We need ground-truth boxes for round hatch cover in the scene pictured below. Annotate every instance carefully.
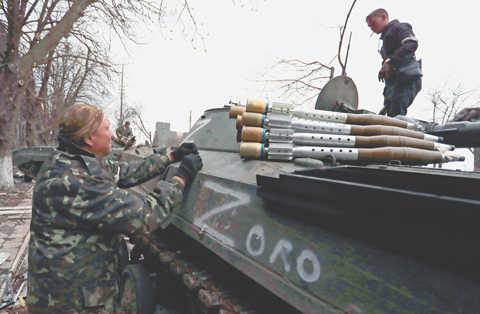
[315,76,358,111]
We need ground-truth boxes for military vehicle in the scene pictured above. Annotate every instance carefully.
[118,76,480,313]
[12,141,129,181]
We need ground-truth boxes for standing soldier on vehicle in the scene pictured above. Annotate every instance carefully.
[366,8,422,117]
[27,104,203,313]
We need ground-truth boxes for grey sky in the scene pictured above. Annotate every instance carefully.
[116,0,480,169]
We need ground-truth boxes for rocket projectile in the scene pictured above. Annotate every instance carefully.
[240,142,465,165]
[240,126,454,152]
[235,100,420,130]
[229,105,246,119]
[237,113,442,143]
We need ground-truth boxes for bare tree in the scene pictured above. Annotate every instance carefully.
[130,103,153,145]
[337,0,356,76]
[0,0,200,189]
[427,81,480,169]
[257,0,357,105]
[427,82,480,125]
[256,57,335,104]
[32,40,116,145]
[1,0,94,189]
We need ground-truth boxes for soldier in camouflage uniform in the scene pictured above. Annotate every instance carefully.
[27,104,203,313]
[114,121,135,147]
[366,8,422,117]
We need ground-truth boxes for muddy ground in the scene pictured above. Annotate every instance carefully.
[0,182,33,314]
[0,182,34,208]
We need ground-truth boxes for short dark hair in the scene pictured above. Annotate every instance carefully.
[366,8,389,21]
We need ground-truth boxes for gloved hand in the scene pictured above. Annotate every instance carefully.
[169,142,198,162]
[175,154,203,184]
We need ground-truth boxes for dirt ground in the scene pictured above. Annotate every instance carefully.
[0,182,34,208]
[0,182,33,314]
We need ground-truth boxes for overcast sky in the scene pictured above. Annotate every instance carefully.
[114,0,480,170]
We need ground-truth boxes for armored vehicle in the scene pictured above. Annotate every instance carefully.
[12,143,126,181]
[119,77,480,313]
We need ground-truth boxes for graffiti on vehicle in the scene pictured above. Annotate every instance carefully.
[247,224,321,283]
[194,179,251,247]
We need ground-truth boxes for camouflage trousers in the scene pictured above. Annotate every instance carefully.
[26,284,136,314]
[83,283,137,314]
[113,137,136,150]
[113,137,130,146]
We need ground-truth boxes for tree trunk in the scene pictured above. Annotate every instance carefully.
[0,143,14,189]
[14,0,95,73]
[0,0,94,189]
[0,67,22,189]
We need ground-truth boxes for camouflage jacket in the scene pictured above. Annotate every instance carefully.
[115,125,133,139]
[27,136,183,313]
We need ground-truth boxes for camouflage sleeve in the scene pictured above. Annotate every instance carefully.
[103,153,172,188]
[69,173,184,236]
[115,127,122,138]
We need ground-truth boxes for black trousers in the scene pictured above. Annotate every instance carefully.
[383,76,422,117]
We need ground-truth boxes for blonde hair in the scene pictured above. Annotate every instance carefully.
[59,104,105,146]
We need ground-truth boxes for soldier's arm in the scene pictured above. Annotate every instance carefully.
[391,23,418,62]
[69,174,184,235]
[104,153,172,188]
[115,127,123,138]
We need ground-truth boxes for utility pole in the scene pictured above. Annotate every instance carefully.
[120,63,124,123]
[189,111,192,130]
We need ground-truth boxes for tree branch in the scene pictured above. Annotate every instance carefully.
[337,0,356,76]
[13,0,94,74]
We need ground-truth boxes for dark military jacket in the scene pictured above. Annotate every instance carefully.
[27,136,183,313]
[380,19,418,64]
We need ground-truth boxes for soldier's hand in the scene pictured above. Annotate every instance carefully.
[169,142,198,162]
[378,62,391,82]
[175,154,203,184]
[378,72,384,82]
